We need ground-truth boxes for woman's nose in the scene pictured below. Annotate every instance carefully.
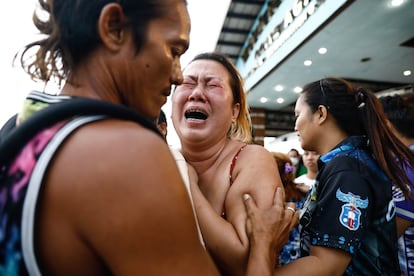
[188,85,206,102]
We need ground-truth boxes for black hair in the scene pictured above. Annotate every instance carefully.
[16,0,186,85]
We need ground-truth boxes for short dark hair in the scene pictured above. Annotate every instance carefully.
[18,0,186,85]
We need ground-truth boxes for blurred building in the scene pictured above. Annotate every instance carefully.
[214,0,414,146]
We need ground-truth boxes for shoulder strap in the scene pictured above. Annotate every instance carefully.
[21,115,105,276]
[229,144,247,184]
[0,114,18,144]
[0,98,161,166]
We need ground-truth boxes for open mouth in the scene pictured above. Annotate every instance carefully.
[185,109,208,120]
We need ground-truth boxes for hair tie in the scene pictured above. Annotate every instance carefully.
[284,162,295,174]
[355,88,366,108]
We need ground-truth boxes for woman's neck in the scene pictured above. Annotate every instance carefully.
[180,139,230,175]
[306,170,317,180]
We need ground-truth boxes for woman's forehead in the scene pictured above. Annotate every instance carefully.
[183,60,230,81]
[185,59,229,75]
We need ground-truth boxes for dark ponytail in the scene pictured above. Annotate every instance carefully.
[303,77,414,198]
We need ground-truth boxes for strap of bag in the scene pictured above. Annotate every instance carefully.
[0,98,161,165]
[21,115,106,276]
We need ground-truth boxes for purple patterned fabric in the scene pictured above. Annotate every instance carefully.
[393,144,414,276]
[0,123,63,275]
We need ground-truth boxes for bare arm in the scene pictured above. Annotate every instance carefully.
[244,188,296,276]
[243,186,352,276]
[274,246,351,276]
[191,144,282,275]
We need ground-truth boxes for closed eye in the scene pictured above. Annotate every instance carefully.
[207,84,219,88]
[182,77,197,86]
[206,81,222,88]
[182,81,196,86]
[182,83,196,88]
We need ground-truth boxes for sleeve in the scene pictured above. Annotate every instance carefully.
[393,167,414,222]
[306,157,373,254]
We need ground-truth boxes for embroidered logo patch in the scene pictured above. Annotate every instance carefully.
[336,188,368,231]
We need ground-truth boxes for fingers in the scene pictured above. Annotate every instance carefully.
[284,202,296,216]
[244,187,284,211]
[285,206,296,214]
[243,193,259,226]
[243,193,251,202]
[243,191,298,253]
[284,202,300,229]
[273,187,284,206]
[243,193,257,213]
[291,211,300,228]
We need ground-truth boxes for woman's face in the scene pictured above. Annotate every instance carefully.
[171,59,240,145]
[294,94,319,151]
[302,151,320,172]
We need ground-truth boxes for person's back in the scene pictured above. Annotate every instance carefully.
[26,117,209,274]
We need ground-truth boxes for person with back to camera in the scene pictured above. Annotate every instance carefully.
[380,94,414,275]
[294,150,320,193]
[242,77,414,275]
[171,52,296,275]
[0,0,296,274]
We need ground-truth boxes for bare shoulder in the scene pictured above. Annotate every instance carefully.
[53,119,177,187]
[227,142,280,204]
[38,119,210,274]
[244,143,273,155]
[49,118,189,217]
[235,143,276,167]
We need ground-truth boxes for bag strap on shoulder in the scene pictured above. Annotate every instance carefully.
[0,98,161,165]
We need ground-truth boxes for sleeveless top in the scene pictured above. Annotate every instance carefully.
[0,115,108,275]
[0,91,164,275]
[0,90,208,274]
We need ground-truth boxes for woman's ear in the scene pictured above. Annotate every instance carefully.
[317,105,328,124]
[97,3,126,52]
[231,103,241,123]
